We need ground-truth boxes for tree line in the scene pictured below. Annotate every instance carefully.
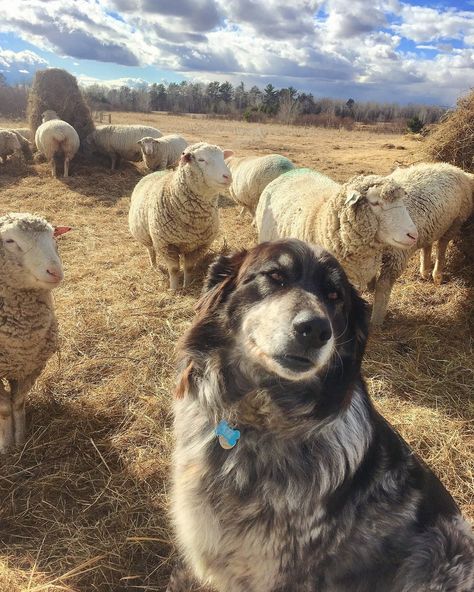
[0,73,446,130]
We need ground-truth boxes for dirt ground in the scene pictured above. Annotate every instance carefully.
[0,112,472,591]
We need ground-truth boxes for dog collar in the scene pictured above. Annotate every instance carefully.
[215,420,240,450]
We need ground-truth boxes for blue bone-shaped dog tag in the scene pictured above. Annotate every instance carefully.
[215,420,240,449]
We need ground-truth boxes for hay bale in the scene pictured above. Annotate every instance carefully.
[27,68,95,142]
[425,89,474,172]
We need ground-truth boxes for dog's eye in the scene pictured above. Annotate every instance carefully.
[266,270,286,286]
[327,291,340,301]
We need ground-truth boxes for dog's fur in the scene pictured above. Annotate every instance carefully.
[168,239,474,592]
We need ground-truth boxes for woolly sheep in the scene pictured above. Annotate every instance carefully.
[35,110,80,177]
[0,130,21,163]
[256,168,418,290]
[371,162,474,325]
[138,134,188,171]
[226,153,295,218]
[0,213,71,452]
[129,142,233,290]
[7,129,33,161]
[11,128,33,142]
[84,125,162,170]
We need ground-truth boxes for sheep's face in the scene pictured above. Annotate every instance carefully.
[346,183,418,248]
[138,137,159,157]
[366,185,418,248]
[0,220,69,290]
[41,110,59,123]
[181,144,233,191]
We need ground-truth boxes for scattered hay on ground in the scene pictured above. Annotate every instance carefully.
[0,113,471,591]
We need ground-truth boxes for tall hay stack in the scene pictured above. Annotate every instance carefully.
[425,89,474,172]
[27,68,95,142]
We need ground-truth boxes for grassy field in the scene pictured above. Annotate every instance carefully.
[0,112,472,591]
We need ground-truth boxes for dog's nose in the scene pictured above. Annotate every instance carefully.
[293,311,332,348]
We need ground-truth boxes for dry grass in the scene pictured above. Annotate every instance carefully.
[0,113,472,591]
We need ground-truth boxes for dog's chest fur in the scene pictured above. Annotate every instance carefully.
[171,389,374,591]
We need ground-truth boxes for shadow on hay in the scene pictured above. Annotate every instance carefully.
[62,158,144,204]
[0,160,39,189]
[0,394,174,591]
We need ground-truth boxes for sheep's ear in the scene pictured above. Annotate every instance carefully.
[345,191,361,206]
[54,226,72,237]
[223,150,234,159]
[180,152,192,164]
[137,139,143,146]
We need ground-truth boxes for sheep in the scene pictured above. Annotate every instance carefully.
[138,134,188,171]
[11,128,32,141]
[256,168,418,290]
[0,213,71,453]
[371,162,474,326]
[83,125,162,170]
[7,129,33,161]
[0,130,22,163]
[35,110,80,177]
[226,153,295,218]
[129,142,233,290]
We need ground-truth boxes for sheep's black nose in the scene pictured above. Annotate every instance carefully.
[293,311,332,348]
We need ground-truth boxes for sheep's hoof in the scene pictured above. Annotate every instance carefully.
[420,269,432,280]
[432,273,443,286]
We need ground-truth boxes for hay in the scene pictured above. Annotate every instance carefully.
[0,112,471,591]
[27,69,95,142]
[424,89,474,171]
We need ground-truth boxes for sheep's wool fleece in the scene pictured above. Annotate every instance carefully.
[129,164,219,256]
[257,169,382,288]
[226,154,295,212]
[35,119,80,160]
[89,125,162,161]
[0,215,58,380]
[0,130,21,158]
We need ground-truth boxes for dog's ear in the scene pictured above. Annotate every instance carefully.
[350,285,369,361]
[196,250,247,316]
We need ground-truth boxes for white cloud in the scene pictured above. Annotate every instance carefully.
[0,0,473,104]
[77,74,150,88]
[0,47,48,82]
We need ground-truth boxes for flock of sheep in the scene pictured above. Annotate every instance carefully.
[0,112,473,455]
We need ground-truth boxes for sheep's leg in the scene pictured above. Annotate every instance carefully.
[183,247,207,288]
[64,156,70,178]
[9,375,36,447]
[163,247,181,290]
[432,237,450,286]
[0,381,14,454]
[420,245,433,280]
[51,158,57,178]
[110,153,117,170]
[238,206,246,218]
[147,246,157,270]
[166,558,200,591]
[371,275,395,327]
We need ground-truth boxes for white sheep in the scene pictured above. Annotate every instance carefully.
[0,130,22,163]
[256,168,418,290]
[371,162,474,325]
[6,129,33,161]
[0,213,71,452]
[129,142,233,290]
[35,110,80,177]
[226,153,295,218]
[138,134,188,171]
[84,125,162,170]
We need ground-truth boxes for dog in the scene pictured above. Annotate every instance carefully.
[167,238,473,592]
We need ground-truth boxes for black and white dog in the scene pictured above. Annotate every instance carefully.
[168,239,473,592]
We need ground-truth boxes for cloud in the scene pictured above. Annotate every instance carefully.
[0,0,473,105]
[0,47,48,83]
[77,74,150,88]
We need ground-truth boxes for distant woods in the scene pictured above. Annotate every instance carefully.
[0,73,446,131]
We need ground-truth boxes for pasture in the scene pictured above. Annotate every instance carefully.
[0,112,472,591]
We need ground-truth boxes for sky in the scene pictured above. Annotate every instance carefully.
[0,0,473,106]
